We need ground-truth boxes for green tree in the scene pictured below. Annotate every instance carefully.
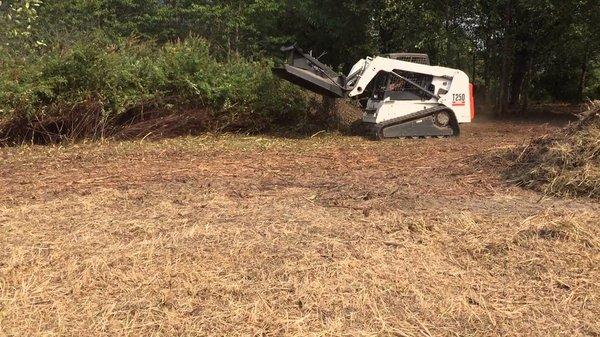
[0,0,44,51]
[9,0,600,109]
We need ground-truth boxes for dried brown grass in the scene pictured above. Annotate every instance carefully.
[0,122,598,336]
[506,101,600,198]
[1,191,598,336]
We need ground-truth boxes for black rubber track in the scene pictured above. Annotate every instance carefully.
[369,105,460,140]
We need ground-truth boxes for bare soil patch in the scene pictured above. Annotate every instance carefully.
[1,120,598,336]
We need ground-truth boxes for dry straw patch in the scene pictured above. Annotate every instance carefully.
[1,121,598,336]
[1,189,598,336]
[507,101,600,198]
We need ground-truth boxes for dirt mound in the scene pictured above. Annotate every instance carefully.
[302,94,363,134]
[506,101,600,198]
[333,99,364,128]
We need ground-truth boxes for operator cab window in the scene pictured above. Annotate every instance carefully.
[384,71,433,101]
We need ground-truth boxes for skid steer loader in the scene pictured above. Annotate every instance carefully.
[273,46,475,139]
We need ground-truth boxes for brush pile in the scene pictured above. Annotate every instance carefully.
[507,101,600,198]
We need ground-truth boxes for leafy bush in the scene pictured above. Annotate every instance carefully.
[0,37,309,144]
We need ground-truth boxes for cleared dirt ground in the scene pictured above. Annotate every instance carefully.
[1,120,598,336]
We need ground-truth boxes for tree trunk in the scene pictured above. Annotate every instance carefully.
[471,48,476,85]
[445,3,451,63]
[483,40,492,103]
[235,2,242,57]
[520,58,534,114]
[227,31,231,61]
[483,56,489,102]
[509,48,529,108]
[496,0,513,117]
[578,46,590,101]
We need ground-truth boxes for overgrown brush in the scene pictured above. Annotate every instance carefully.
[506,101,600,198]
[0,37,309,144]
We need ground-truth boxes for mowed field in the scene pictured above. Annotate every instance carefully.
[0,120,598,336]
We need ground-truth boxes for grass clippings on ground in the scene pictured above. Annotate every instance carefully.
[506,101,600,198]
[1,121,598,336]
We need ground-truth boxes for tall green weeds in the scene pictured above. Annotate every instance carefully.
[0,37,309,144]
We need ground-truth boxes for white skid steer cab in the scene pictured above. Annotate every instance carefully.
[273,46,475,139]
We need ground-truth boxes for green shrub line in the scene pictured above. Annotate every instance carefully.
[0,37,310,144]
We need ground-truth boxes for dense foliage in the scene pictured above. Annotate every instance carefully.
[1,0,599,143]
[0,36,308,143]
[19,0,599,106]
